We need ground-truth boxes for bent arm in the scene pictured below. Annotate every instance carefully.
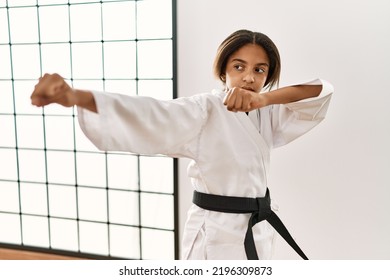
[269,79,334,148]
[223,80,323,112]
[262,84,322,107]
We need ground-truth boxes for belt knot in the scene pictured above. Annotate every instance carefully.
[256,189,271,214]
[256,196,271,213]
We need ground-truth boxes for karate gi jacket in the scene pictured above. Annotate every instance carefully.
[78,79,333,260]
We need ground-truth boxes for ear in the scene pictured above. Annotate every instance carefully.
[220,74,226,82]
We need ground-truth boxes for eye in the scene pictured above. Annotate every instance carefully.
[233,64,244,71]
[255,67,266,73]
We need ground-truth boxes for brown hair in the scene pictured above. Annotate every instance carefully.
[213,29,281,90]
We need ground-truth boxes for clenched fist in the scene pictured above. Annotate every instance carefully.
[223,87,269,112]
[31,73,76,107]
[31,73,97,112]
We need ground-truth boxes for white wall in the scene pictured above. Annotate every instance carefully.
[177,0,390,259]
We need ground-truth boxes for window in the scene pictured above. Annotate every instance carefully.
[0,0,177,260]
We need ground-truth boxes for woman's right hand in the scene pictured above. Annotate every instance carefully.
[31,73,77,108]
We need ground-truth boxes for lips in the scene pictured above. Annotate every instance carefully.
[241,86,255,92]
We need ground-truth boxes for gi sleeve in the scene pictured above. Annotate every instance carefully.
[271,79,333,148]
[77,91,208,158]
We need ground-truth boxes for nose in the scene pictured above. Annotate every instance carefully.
[243,72,255,83]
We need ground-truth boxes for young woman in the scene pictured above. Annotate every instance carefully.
[31,30,333,260]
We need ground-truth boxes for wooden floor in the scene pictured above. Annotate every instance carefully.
[0,248,84,260]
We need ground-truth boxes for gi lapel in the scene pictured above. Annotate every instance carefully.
[235,111,271,184]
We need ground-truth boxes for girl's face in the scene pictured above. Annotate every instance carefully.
[223,44,269,93]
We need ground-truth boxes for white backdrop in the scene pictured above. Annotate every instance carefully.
[177,0,390,259]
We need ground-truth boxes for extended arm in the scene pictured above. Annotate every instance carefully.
[31,73,206,157]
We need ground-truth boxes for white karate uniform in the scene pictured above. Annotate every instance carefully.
[78,79,333,260]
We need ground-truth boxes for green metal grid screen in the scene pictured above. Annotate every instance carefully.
[0,0,177,259]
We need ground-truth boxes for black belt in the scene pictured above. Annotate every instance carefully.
[192,188,308,260]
